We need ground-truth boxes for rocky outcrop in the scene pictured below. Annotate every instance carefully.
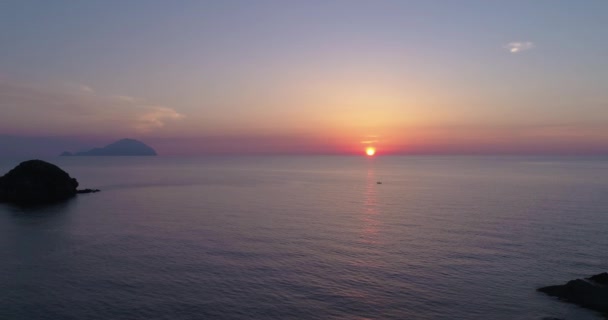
[538,272,608,315]
[61,138,157,156]
[0,160,98,205]
[77,188,100,194]
[589,273,608,285]
[0,160,78,205]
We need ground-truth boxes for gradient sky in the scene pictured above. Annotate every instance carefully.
[1,0,607,155]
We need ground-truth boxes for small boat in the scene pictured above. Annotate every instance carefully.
[376,181,382,184]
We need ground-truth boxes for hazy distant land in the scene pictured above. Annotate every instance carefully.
[61,138,157,156]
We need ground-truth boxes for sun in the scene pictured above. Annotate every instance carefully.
[366,147,376,156]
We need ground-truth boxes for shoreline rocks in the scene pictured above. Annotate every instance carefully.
[76,188,100,194]
[538,272,608,316]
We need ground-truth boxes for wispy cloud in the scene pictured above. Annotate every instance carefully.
[135,106,184,132]
[64,83,95,94]
[361,135,379,144]
[0,79,184,135]
[504,41,535,53]
[79,85,94,93]
[113,95,137,103]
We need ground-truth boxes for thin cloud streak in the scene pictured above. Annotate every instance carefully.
[79,85,94,93]
[0,79,184,136]
[135,106,184,132]
[504,41,535,53]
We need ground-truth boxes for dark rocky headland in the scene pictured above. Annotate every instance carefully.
[538,272,608,317]
[0,160,99,205]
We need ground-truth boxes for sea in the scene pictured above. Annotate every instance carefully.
[0,156,607,320]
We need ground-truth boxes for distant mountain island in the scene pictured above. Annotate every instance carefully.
[61,138,157,156]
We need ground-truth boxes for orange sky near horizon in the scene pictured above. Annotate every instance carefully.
[1,1,607,156]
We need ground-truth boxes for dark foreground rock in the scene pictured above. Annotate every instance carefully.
[0,160,98,205]
[589,273,608,285]
[538,272,608,316]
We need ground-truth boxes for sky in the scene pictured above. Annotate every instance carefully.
[0,0,607,156]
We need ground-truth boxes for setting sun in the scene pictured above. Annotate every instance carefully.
[366,147,376,156]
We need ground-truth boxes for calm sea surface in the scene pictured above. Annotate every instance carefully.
[1,156,607,320]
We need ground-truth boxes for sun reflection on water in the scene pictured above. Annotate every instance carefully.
[360,163,381,245]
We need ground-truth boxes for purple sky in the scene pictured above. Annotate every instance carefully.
[1,1,607,156]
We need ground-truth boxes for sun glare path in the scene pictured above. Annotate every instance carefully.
[366,147,376,156]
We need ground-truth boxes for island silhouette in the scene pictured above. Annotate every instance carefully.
[61,138,157,156]
[0,160,99,205]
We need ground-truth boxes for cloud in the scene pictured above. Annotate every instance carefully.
[79,85,94,93]
[361,134,379,144]
[504,41,534,53]
[135,106,184,132]
[113,95,137,103]
[64,82,96,94]
[0,79,184,136]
